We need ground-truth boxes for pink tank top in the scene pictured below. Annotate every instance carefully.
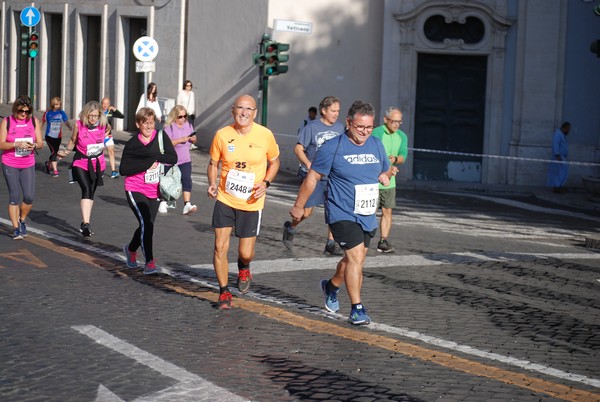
[1,116,36,168]
[72,120,107,171]
[124,131,160,199]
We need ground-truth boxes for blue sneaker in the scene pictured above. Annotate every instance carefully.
[19,220,27,237]
[12,227,23,240]
[143,260,158,275]
[123,244,138,269]
[320,279,340,313]
[348,304,371,325]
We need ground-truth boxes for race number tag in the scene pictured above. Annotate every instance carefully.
[14,138,32,157]
[225,169,255,199]
[49,121,62,137]
[145,164,160,184]
[86,143,104,157]
[354,183,379,215]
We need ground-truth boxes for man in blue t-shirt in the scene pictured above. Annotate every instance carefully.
[283,96,345,256]
[290,101,391,326]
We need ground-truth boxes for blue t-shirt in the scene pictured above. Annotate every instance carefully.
[297,119,345,172]
[311,133,390,232]
[43,110,69,138]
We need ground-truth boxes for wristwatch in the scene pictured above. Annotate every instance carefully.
[263,180,271,188]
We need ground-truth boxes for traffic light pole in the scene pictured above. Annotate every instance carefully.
[261,76,269,126]
[29,54,35,108]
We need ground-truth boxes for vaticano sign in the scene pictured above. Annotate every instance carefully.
[273,19,312,34]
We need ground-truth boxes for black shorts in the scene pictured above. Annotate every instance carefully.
[212,200,262,238]
[330,220,376,250]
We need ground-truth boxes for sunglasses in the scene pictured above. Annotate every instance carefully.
[177,114,187,119]
[17,108,30,114]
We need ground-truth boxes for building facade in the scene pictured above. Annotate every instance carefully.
[1,0,599,186]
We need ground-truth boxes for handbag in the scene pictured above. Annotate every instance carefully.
[158,131,182,201]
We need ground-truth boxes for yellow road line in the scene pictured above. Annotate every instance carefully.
[165,284,600,402]
[22,235,600,402]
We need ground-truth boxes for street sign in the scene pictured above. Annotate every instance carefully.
[20,6,41,27]
[135,61,155,73]
[274,19,312,34]
[133,36,159,62]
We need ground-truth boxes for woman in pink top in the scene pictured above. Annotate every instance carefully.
[58,101,109,237]
[0,96,43,239]
[119,108,177,275]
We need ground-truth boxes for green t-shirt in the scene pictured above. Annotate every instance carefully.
[371,125,408,189]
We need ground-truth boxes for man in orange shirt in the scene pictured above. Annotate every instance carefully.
[207,94,280,309]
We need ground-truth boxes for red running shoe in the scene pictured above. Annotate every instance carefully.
[237,269,252,293]
[218,291,233,309]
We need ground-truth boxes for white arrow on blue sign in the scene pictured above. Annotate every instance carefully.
[133,36,159,62]
[20,6,41,27]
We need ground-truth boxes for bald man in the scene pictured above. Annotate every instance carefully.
[207,95,280,309]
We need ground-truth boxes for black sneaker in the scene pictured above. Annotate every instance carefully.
[44,161,51,174]
[80,222,93,237]
[377,239,395,253]
[323,242,344,256]
[282,221,295,249]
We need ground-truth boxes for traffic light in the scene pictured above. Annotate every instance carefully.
[20,32,29,56]
[28,31,39,58]
[263,41,289,77]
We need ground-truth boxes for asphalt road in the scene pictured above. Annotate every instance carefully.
[1,134,599,401]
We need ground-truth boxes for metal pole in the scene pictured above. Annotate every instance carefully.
[261,76,268,126]
[30,53,35,109]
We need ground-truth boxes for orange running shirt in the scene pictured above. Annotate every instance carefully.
[209,123,280,211]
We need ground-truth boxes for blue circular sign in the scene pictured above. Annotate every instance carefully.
[20,7,41,27]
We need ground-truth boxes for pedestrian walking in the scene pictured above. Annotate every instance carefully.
[136,82,163,129]
[282,96,345,255]
[290,101,390,325]
[176,80,196,128]
[371,106,408,253]
[547,121,571,193]
[100,97,125,179]
[57,101,109,237]
[207,94,280,309]
[42,96,72,177]
[119,107,178,275]
[162,105,198,215]
[0,95,43,239]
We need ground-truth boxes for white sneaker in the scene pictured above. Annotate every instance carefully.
[158,201,168,213]
[167,200,177,209]
[183,203,197,215]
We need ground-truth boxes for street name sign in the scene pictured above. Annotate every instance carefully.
[274,19,312,34]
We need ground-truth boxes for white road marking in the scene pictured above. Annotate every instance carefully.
[73,325,247,402]
[3,219,599,391]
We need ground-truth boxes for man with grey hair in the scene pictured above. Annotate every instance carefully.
[290,100,390,325]
[371,106,408,253]
[283,96,345,255]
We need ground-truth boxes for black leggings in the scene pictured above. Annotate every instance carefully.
[126,191,160,263]
[72,166,99,199]
[45,136,61,162]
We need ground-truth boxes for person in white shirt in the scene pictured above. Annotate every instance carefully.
[176,80,196,127]
[136,82,163,129]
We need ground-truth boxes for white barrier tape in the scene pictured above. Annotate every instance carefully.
[409,148,600,167]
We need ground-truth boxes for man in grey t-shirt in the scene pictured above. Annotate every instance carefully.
[283,96,345,256]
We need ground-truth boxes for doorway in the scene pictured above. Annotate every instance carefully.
[413,53,487,182]
[125,18,147,130]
